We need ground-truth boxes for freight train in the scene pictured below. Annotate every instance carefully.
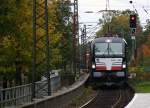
[89,36,128,86]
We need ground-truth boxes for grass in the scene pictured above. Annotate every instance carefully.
[130,80,150,93]
[128,66,150,93]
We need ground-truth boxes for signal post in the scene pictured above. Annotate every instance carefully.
[130,14,137,63]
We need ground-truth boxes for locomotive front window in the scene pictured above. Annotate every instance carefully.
[95,43,108,56]
[109,43,123,55]
[94,42,123,56]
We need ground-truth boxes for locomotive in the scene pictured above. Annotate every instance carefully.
[90,36,128,86]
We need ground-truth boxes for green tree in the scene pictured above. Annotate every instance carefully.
[0,0,32,87]
[48,0,73,71]
[0,0,73,88]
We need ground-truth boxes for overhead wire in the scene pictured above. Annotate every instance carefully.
[86,23,100,34]
[86,25,101,41]
[79,23,100,40]
[143,6,150,16]
[80,24,100,43]
[131,1,150,24]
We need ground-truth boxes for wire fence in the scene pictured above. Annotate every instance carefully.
[0,75,60,108]
[0,84,32,107]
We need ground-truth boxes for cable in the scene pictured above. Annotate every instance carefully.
[86,25,101,41]
[86,24,100,34]
[106,0,107,10]
[143,6,150,15]
[108,0,110,10]
[132,4,138,14]
[83,26,99,43]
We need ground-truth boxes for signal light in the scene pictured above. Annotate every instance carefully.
[130,15,136,28]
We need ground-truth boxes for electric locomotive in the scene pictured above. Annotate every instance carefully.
[90,36,128,86]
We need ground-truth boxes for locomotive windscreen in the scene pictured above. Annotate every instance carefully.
[94,42,123,56]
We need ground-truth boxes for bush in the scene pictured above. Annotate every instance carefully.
[129,66,150,81]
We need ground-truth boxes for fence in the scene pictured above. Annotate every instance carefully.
[0,75,60,108]
[21,73,89,108]
[0,84,32,108]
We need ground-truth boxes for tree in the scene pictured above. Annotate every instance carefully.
[0,0,32,87]
[48,0,73,71]
[0,0,73,87]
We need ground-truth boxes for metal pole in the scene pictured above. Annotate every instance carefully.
[84,25,87,45]
[81,26,85,68]
[132,37,134,60]
[76,0,80,77]
[72,0,79,79]
[73,0,76,80]
[131,28,136,63]
[83,25,87,69]
[44,0,51,96]
[80,28,84,68]
[32,0,36,99]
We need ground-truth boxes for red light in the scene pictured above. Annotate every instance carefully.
[131,16,135,20]
[130,15,136,28]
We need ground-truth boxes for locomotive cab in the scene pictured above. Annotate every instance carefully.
[90,37,127,86]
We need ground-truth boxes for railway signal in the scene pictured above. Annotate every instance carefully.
[130,15,137,28]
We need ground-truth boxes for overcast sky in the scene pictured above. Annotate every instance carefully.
[74,0,150,39]
[78,0,150,27]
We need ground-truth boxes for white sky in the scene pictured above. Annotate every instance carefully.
[76,0,150,40]
[78,0,150,26]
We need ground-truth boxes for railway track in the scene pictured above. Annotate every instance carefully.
[81,84,134,108]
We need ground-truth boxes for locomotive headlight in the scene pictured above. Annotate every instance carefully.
[92,64,96,69]
[105,39,112,43]
[122,64,126,68]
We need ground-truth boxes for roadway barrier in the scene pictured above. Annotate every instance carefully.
[21,73,89,108]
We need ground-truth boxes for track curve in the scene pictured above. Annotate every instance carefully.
[82,84,134,108]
